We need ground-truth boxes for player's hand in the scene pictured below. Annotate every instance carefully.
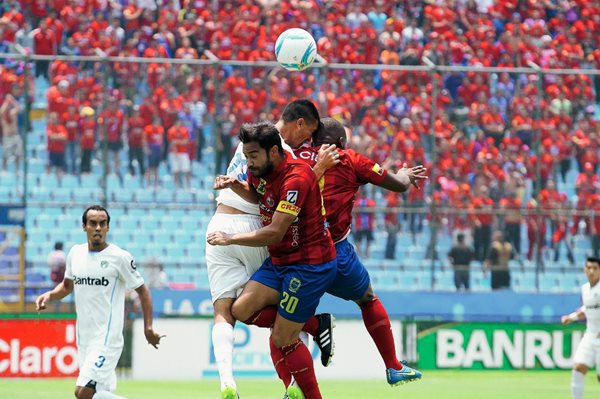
[397,163,428,189]
[207,231,233,246]
[35,292,51,311]
[561,315,572,325]
[213,175,238,190]
[144,327,165,349]
[316,144,341,171]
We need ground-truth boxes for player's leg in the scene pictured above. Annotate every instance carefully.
[272,261,337,399]
[571,333,594,399]
[75,347,124,399]
[231,258,282,325]
[272,315,320,399]
[572,364,588,399]
[330,239,421,384]
[212,298,238,399]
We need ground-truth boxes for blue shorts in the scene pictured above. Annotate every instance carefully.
[326,239,371,301]
[250,257,337,323]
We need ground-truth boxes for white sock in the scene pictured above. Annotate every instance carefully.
[571,370,584,399]
[94,391,127,399]
[212,322,236,390]
[299,331,309,348]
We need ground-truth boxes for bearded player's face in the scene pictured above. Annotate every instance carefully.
[243,142,275,178]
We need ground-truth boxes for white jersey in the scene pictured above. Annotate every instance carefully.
[215,137,296,214]
[582,282,600,334]
[65,243,144,349]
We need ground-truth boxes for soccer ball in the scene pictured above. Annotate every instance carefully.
[275,28,317,71]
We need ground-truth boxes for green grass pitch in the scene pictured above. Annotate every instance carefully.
[3,371,600,398]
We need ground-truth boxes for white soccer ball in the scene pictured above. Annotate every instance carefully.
[275,28,317,71]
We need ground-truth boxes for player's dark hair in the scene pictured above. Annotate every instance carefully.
[82,205,111,226]
[238,122,284,155]
[54,242,63,250]
[587,257,600,267]
[282,99,324,136]
[314,117,347,149]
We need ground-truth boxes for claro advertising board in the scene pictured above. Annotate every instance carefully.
[0,319,78,377]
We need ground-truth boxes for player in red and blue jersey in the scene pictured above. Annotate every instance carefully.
[298,117,427,386]
[208,121,336,399]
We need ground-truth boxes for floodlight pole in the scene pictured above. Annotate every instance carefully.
[423,56,438,289]
[527,60,544,286]
[96,49,109,208]
[14,45,29,208]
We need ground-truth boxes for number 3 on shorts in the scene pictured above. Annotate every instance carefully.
[94,355,106,368]
[280,292,299,314]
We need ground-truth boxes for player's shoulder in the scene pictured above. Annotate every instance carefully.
[68,243,88,256]
[105,243,134,260]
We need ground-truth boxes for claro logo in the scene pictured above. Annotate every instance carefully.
[0,322,78,376]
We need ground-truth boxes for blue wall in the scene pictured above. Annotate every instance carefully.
[150,289,581,323]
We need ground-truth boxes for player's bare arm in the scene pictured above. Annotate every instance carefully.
[35,278,74,311]
[213,175,259,203]
[379,163,428,192]
[561,307,585,325]
[135,283,165,349]
[312,144,340,179]
[207,211,296,247]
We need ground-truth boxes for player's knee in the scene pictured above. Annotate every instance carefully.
[231,300,249,323]
[355,286,376,307]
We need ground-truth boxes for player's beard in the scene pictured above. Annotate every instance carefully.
[249,156,275,178]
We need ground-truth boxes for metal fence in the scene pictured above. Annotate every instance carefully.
[1,52,599,298]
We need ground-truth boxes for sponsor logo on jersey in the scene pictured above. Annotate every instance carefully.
[289,278,301,293]
[130,260,137,270]
[266,195,275,208]
[286,190,298,204]
[372,163,384,176]
[256,179,266,195]
[73,275,109,286]
[276,201,300,216]
[100,260,108,269]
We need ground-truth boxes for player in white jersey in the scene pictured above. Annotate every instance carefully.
[207,109,338,399]
[36,205,163,399]
[561,257,600,399]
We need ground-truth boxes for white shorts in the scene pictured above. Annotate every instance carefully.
[169,152,191,173]
[76,345,123,392]
[3,134,23,159]
[206,213,268,302]
[573,332,600,370]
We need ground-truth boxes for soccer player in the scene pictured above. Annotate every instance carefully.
[206,116,336,399]
[208,122,338,399]
[35,205,163,399]
[297,117,426,385]
[561,257,600,399]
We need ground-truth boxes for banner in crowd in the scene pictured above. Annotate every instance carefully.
[0,319,78,377]
[417,321,586,370]
[150,289,581,322]
[132,318,402,380]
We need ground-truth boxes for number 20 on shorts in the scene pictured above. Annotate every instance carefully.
[280,292,299,314]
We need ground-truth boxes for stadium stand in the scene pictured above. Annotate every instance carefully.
[0,0,599,298]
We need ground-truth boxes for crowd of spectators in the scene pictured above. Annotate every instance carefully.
[0,0,599,263]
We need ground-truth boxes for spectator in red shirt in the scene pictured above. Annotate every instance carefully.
[61,103,80,174]
[98,101,124,177]
[353,187,376,258]
[127,106,146,178]
[500,190,523,257]
[144,115,165,189]
[46,111,68,178]
[384,191,401,260]
[32,18,56,78]
[79,106,96,175]
[167,118,191,189]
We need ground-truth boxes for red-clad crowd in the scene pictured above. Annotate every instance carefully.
[0,0,599,261]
